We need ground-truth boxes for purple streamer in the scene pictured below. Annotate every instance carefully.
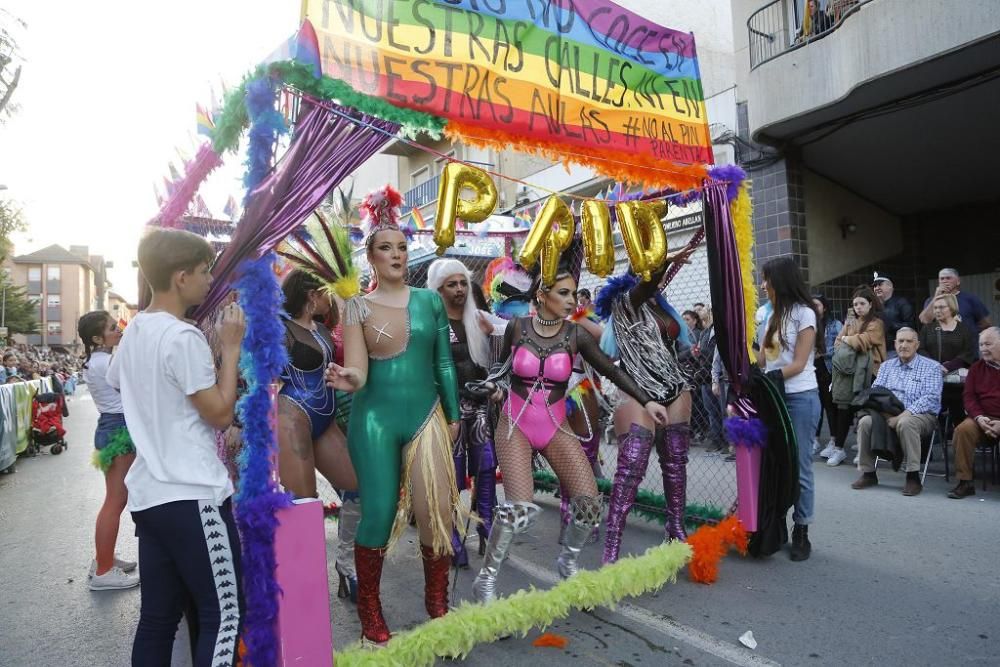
[193,101,399,323]
[724,416,768,448]
[703,181,752,393]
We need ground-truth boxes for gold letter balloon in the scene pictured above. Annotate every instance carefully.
[432,163,498,255]
[617,200,667,281]
[518,196,576,286]
[580,200,614,278]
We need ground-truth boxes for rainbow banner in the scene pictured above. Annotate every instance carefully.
[302,0,713,169]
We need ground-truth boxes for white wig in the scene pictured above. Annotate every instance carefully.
[426,258,491,370]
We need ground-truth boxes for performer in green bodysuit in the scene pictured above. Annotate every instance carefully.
[326,186,463,646]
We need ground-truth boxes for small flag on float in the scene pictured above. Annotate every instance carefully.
[196,103,215,137]
[223,195,238,220]
[410,206,428,230]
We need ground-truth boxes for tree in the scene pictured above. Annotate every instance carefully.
[0,10,26,122]
[0,198,26,262]
[0,272,39,342]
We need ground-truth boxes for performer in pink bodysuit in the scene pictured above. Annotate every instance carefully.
[471,251,669,604]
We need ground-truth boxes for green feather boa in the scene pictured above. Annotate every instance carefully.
[210,61,447,155]
[335,540,691,665]
[90,428,135,472]
[532,470,726,528]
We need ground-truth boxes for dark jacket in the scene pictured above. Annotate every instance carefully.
[881,294,914,347]
[853,387,906,470]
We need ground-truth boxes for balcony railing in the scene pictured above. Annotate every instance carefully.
[401,174,442,214]
[748,0,870,70]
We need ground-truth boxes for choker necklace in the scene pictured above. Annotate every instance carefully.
[534,314,562,327]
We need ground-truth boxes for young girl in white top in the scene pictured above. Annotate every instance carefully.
[79,311,139,590]
[759,257,820,562]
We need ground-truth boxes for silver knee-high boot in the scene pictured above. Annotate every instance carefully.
[472,501,540,604]
[335,492,361,603]
[556,495,603,579]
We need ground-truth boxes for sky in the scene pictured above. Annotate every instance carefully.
[0,1,301,302]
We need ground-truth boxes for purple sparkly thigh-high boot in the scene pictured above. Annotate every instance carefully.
[451,435,470,568]
[656,423,691,541]
[472,437,498,556]
[602,424,654,564]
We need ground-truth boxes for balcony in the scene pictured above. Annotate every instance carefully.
[748,0,869,70]
[401,174,442,215]
[743,0,1000,146]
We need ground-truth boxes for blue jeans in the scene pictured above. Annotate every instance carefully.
[784,389,821,525]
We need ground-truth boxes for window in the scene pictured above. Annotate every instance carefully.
[47,295,61,307]
[410,165,431,188]
[434,149,459,176]
[47,322,62,334]
[111,303,120,312]
[47,266,61,281]
[28,267,41,282]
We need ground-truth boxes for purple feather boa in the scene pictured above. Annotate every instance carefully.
[234,492,292,665]
[724,416,768,448]
[232,74,291,667]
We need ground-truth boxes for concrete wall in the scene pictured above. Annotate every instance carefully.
[804,168,901,285]
[740,0,1000,138]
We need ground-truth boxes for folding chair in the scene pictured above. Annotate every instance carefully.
[874,412,949,485]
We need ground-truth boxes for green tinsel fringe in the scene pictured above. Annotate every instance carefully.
[335,540,692,666]
[532,470,726,529]
[209,61,447,155]
[90,428,135,472]
[271,61,446,138]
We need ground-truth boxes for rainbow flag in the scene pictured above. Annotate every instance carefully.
[410,206,428,230]
[303,1,712,168]
[196,103,215,137]
[223,195,238,220]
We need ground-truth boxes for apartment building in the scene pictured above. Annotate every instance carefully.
[7,244,109,350]
[733,0,1000,318]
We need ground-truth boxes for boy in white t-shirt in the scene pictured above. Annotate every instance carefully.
[108,229,245,666]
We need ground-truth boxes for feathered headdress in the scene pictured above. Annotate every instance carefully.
[277,209,360,299]
[360,184,410,245]
[482,257,533,320]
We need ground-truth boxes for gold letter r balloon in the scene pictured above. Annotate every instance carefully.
[432,163,498,255]
[616,200,667,282]
[518,196,575,286]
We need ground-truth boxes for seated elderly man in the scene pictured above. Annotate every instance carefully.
[852,327,942,496]
[948,327,1000,498]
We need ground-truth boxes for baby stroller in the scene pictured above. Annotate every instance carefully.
[28,392,69,456]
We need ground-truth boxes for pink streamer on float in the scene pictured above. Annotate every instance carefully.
[148,142,224,229]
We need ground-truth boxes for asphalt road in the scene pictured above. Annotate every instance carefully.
[1,388,997,666]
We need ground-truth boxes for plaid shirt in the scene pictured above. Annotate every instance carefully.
[873,353,942,415]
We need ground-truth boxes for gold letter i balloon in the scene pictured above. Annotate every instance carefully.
[433,163,499,255]
[581,200,614,277]
[518,196,575,286]
[616,200,667,281]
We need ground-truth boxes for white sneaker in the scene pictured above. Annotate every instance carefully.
[811,437,821,455]
[88,556,137,579]
[89,566,140,591]
[819,443,837,459]
[827,449,847,466]
[853,454,860,466]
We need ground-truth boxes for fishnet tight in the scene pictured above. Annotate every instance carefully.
[496,412,598,503]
